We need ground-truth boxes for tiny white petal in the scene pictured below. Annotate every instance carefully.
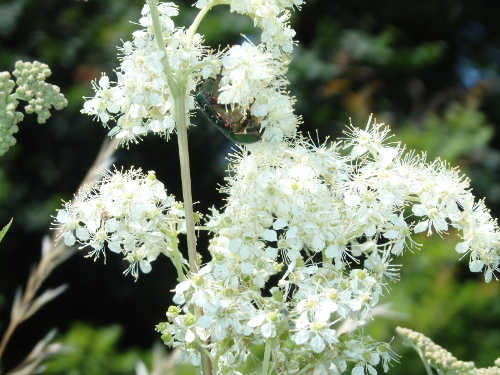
[139,260,152,273]
[344,193,361,206]
[76,227,90,241]
[412,204,427,217]
[286,225,299,239]
[261,322,273,338]
[293,330,309,345]
[383,230,399,239]
[240,262,254,274]
[455,241,469,254]
[189,349,201,366]
[264,247,278,259]
[64,231,76,246]
[413,220,428,233]
[312,234,325,251]
[469,259,484,272]
[108,241,122,253]
[273,218,288,230]
[248,314,265,327]
[310,335,325,353]
[185,329,196,343]
[213,263,230,278]
[56,210,68,222]
[264,229,278,242]
[228,238,242,253]
[197,315,212,329]
[325,244,341,258]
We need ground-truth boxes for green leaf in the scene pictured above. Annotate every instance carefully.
[0,218,13,243]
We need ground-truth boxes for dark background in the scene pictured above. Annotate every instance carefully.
[0,0,499,373]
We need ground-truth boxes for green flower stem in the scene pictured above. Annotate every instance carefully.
[188,0,239,40]
[149,0,198,274]
[173,100,213,375]
[261,337,273,375]
[414,345,436,375]
[173,92,199,273]
[167,232,187,282]
[187,0,219,40]
[149,2,211,375]
[149,0,177,92]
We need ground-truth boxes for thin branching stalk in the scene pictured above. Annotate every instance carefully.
[0,138,118,370]
[187,0,217,40]
[4,330,63,375]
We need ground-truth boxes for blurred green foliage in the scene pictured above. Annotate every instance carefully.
[398,100,493,162]
[0,0,499,373]
[44,323,144,375]
[368,232,500,374]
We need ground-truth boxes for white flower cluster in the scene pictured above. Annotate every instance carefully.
[82,1,300,145]
[75,1,500,373]
[156,119,500,374]
[82,3,206,143]
[217,42,299,143]
[56,168,186,279]
[195,0,303,57]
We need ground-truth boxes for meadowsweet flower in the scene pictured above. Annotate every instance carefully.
[155,118,500,373]
[193,41,300,144]
[73,0,500,372]
[252,84,299,143]
[218,42,277,111]
[82,75,123,125]
[55,168,185,279]
[83,0,302,147]
[160,263,263,369]
[195,0,301,58]
[82,2,207,144]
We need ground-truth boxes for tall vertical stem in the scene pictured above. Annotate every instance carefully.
[149,1,211,374]
[173,93,198,272]
[149,0,198,273]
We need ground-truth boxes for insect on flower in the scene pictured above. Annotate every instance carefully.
[196,73,262,144]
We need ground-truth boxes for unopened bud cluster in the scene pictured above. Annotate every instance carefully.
[13,61,68,124]
[0,61,67,156]
[0,72,21,155]
[397,327,500,375]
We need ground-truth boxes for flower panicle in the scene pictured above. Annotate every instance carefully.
[152,119,500,372]
[82,1,301,146]
[54,168,186,280]
[82,2,207,145]
[57,114,500,371]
